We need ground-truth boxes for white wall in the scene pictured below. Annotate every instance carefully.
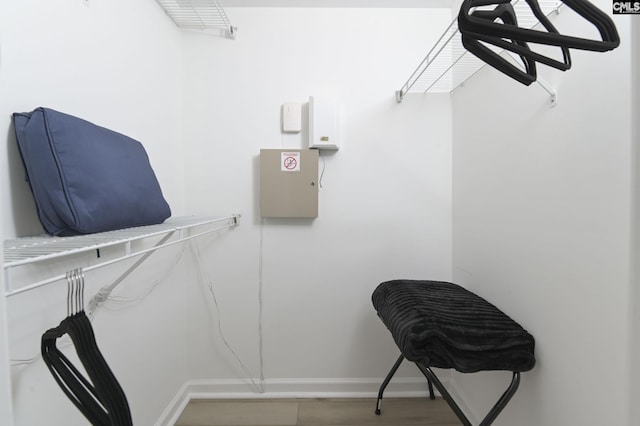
[0,0,186,238]
[4,2,636,425]
[1,3,455,424]
[5,1,634,425]
[0,212,12,426]
[452,4,633,425]
[0,1,190,425]
[181,7,454,388]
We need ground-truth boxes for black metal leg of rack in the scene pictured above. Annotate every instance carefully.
[417,363,472,426]
[427,377,435,400]
[375,353,435,415]
[375,354,404,415]
[416,363,521,426]
[478,371,521,426]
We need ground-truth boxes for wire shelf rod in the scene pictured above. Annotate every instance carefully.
[155,0,236,37]
[396,1,563,100]
[3,216,236,267]
[396,18,459,102]
[4,215,240,297]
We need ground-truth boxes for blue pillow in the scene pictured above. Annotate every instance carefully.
[12,107,171,236]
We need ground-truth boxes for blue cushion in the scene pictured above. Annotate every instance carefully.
[13,107,171,236]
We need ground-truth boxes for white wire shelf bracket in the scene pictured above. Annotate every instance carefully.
[396,1,562,103]
[155,0,237,38]
[3,215,240,297]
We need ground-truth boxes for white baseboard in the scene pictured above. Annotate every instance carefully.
[155,376,448,426]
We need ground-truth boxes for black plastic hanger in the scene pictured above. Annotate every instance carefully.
[459,0,574,86]
[42,318,111,426]
[73,312,132,425]
[459,0,619,52]
[471,1,572,69]
[460,2,540,85]
[41,270,132,425]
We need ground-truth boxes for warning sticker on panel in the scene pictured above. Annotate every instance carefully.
[281,152,300,172]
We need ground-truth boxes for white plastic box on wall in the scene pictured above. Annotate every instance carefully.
[309,96,339,150]
[282,102,302,133]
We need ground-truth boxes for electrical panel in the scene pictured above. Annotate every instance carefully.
[260,149,318,218]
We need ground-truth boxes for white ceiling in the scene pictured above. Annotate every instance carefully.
[221,0,456,8]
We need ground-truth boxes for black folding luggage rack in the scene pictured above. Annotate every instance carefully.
[372,280,536,426]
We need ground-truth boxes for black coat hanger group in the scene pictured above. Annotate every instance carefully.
[457,0,620,85]
[41,269,132,426]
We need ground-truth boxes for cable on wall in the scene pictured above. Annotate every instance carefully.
[9,243,188,367]
[8,218,237,368]
[190,239,265,394]
[99,245,188,313]
[318,152,326,188]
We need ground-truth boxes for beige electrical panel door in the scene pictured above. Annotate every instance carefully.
[260,149,318,218]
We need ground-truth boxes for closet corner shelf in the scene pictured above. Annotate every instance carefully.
[3,215,240,296]
[155,0,237,38]
[396,0,562,103]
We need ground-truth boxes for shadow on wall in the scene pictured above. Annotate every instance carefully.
[5,122,42,237]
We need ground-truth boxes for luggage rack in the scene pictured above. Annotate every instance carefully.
[396,1,562,104]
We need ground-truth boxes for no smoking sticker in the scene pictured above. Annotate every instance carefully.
[281,152,300,172]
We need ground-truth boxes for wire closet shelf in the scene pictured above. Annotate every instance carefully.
[155,0,236,37]
[3,215,240,296]
[396,0,562,102]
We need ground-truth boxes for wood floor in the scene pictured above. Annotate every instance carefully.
[175,398,460,426]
